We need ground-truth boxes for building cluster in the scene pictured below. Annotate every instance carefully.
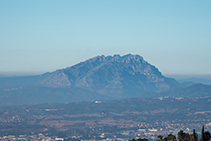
[0,134,64,141]
[0,125,209,141]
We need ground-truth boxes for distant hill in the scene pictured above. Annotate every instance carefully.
[153,83,211,97]
[178,77,211,85]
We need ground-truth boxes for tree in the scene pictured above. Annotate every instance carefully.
[130,139,136,141]
[201,125,204,141]
[130,138,148,141]
[137,138,142,141]
[163,137,168,141]
[204,131,211,141]
[189,129,198,141]
[167,134,176,141]
[157,134,176,141]
[200,125,211,141]
[178,130,190,141]
[157,135,163,140]
[178,130,184,141]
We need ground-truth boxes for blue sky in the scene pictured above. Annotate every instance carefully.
[0,0,211,76]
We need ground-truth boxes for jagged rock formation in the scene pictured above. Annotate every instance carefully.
[38,54,180,98]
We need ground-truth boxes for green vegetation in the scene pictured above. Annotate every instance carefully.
[130,126,211,141]
[130,138,148,141]
[156,134,176,141]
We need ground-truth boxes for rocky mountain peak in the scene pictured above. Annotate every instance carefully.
[86,54,145,64]
[121,54,144,63]
[38,54,180,97]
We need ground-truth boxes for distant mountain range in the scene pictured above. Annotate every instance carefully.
[178,77,211,85]
[0,54,210,105]
[150,83,211,97]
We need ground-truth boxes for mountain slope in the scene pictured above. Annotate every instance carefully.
[37,54,180,98]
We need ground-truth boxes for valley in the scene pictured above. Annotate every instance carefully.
[0,97,210,140]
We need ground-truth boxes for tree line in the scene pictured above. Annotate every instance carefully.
[130,125,211,141]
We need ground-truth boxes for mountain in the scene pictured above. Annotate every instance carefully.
[37,54,180,97]
[0,54,184,105]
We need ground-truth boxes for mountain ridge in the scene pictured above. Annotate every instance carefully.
[37,54,180,97]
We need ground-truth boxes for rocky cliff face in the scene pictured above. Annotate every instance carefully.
[38,54,180,98]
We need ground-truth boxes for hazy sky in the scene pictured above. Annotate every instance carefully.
[1,1,211,76]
